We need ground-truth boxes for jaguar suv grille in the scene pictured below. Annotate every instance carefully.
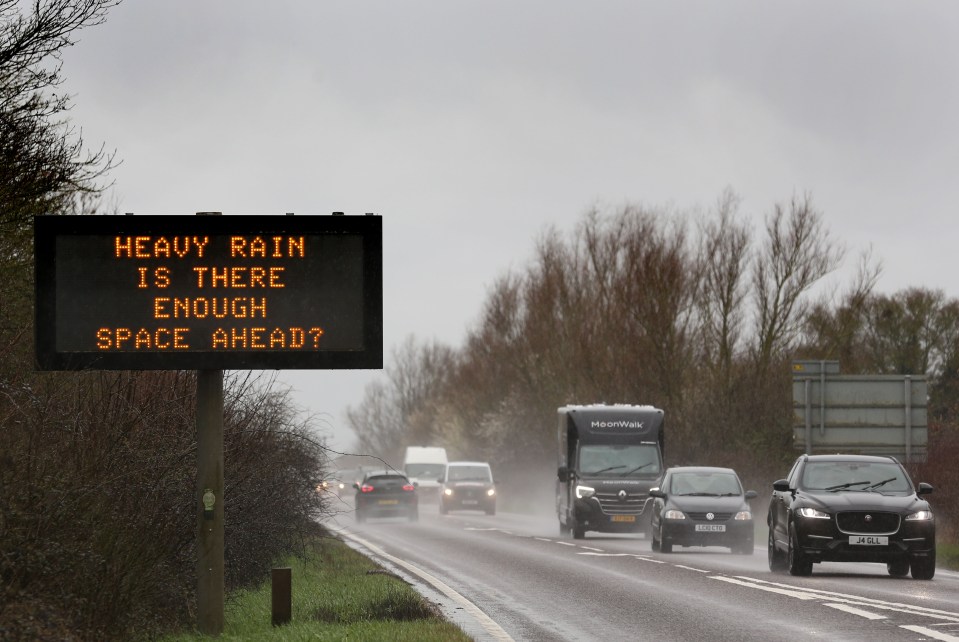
[836,511,900,535]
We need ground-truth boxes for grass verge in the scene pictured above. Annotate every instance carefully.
[940,542,959,571]
[159,536,472,642]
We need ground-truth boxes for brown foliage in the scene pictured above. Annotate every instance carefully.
[911,418,959,542]
[0,369,332,640]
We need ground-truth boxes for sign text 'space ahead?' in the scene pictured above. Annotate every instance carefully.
[34,215,383,370]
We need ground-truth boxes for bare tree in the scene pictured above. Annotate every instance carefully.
[0,0,120,374]
[697,189,750,373]
[347,336,456,464]
[752,193,844,372]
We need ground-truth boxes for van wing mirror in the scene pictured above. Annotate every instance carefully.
[557,466,569,483]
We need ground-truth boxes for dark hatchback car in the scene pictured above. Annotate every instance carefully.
[768,454,935,579]
[439,461,496,515]
[353,472,418,523]
[649,466,758,554]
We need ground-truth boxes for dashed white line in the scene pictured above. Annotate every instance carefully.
[824,603,885,620]
[709,575,819,600]
[899,625,959,641]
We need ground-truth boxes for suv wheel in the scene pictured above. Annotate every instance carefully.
[787,527,812,576]
[911,551,936,580]
[887,559,910,577]
[768,529,787,572]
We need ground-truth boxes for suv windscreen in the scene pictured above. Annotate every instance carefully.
[800,461,912,493]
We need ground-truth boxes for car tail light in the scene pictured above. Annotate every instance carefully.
[360,484,375,493]
[402,484,415,492]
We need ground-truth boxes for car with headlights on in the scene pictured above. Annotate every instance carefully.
[353,472,418,522]
[439,461,496,515]
[649,466,757,554]
[767,454,935,579]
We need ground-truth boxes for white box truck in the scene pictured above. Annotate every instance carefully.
[402,446,448,502]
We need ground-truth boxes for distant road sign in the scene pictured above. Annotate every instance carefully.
[34,214,382,370]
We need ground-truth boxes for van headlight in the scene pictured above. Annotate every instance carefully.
[575,485,595,499]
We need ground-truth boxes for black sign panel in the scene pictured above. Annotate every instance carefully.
[34,214,382,370]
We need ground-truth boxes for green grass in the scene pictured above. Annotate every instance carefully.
[159,537,472,642]
[939,542,959,571]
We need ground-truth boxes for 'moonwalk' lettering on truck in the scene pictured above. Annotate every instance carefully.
[34,214,382,370]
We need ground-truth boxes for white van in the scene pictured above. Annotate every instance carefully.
[402,446,448,502]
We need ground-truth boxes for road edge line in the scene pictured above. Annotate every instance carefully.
[339,529,514,642]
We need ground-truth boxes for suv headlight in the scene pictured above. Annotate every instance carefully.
[796,507,831,519]
[905,510,934,521]
[575,484,595,499]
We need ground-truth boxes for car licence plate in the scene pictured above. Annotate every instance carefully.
[850,535,888,545]
[695,524,726,532]
[462,500,479,505]
[377,499,399,505]
[610,515,636,523]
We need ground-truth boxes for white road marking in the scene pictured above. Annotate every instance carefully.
[673,565,710,573]
[824,603,886,620]
[579,546,604,552]
[899,625,959,641]
[464,527,514,535]
[725,575,959,622]
[341,530,515,642]
[710,575,819,600]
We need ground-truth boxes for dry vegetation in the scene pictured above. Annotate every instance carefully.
[2,3,958,639]
[348,194,959,543]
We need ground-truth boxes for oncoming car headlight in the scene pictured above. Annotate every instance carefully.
[575,485,595,499]
[443,488,454,497]
[796,507,831,519]
[905,510,934,521]
[663,509,686,520]
[733,511,752,521]
[487,488,496,497]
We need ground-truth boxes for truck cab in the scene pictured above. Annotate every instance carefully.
[556,404,665,539]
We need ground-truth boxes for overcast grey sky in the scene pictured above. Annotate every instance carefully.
[60,2,959,452]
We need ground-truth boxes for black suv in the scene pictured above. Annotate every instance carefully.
[768,454,935,579]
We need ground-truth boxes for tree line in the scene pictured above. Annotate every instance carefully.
[1,3,336,638]
[347,192,959,535]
